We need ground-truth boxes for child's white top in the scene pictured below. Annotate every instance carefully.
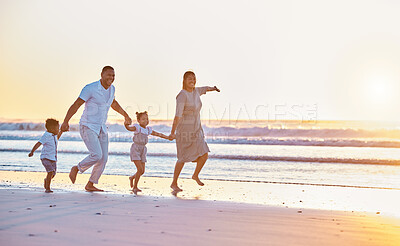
[39,131,58,161]
[132,124,153,135]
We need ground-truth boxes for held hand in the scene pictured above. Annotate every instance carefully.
[168,133,176,141]
[165,135,173,141]
[28,152,33,157]
[60,122,69,132]
[124,116,132,126]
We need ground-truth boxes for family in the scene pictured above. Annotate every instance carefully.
[29,66,220,193]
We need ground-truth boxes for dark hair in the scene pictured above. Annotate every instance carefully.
[101,66,114,74]
[136,111,148,121]
[45,118,59,131]
[182,71,196,90]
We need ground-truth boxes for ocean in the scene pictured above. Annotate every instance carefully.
[1,120,399,190]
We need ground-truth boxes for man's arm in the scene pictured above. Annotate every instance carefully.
[111,99,132,125]
[57,130,63,140]
[124,124,136,132]
[60,98,85,132]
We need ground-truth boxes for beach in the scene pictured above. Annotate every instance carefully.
[2,0,400,244]
[1,171,400,246]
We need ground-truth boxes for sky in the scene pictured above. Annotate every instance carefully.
[1,0,400,122]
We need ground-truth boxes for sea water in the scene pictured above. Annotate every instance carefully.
[0,120,399,190]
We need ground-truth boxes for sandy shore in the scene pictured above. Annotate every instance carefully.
[1,171,400,246]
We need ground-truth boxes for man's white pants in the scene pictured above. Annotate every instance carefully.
[77,125,108,184]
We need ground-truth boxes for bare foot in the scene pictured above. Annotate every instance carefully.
[170,184,183,192]
[45,189,53,193]
[44,178,51,190]
[129,175,135,188]
[132,187,142,193]
[69,166,79,184]
[85,184,104,192]
[192,176,204,186]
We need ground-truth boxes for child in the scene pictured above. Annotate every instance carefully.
[125,111,171,193]
[28,118,62,193]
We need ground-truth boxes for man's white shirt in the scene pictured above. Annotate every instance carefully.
[79,80,115,135]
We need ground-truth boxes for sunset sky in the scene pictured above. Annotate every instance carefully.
[1,0,400,122]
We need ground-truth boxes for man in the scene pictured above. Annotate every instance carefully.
[60,66,132,191]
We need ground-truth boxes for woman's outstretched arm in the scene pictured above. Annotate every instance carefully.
[206,86,220,92]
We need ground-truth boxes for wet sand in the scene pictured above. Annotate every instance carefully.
[0,170,400,245]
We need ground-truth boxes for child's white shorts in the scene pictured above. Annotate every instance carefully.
[41,158,57,174]
[130,143,147,162]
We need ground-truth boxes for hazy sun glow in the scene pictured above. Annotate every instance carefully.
[366,77,393,104]
[1,1,400,122]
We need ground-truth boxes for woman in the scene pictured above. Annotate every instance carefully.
[168,71,220,192]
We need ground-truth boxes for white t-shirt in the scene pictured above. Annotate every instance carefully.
[132,123,153,135]
[79,80,115,135]
[39,131,58,161]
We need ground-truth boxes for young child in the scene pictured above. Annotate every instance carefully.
[125,111,170,193]
[28,118,62,193]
